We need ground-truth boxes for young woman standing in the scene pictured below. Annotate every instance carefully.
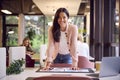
[45,8,78,70]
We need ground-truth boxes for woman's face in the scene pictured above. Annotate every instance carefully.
[58,12,68,28]
[23,40,30,46]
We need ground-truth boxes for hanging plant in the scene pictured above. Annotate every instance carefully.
[27,28,36,40]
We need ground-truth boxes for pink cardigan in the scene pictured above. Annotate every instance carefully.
[46,24,78,67]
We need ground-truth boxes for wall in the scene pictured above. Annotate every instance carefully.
[0,48,6,79]
[0,15,2,47]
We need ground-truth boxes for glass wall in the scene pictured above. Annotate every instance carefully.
[6,16,18,47]
[5,15,87,53]
[24,15,45,53]
[24,15,86,53]
[114,0,119,56]
[6,26,18,46]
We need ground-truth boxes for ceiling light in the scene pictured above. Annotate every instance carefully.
[8,29,14,34]
[86,5,90,8]
[1,10,12,14]
[31,4,36,9]
[115,22,119,26]
[8,31,14,34]
[28,4,36,14]
[28,11,36,14]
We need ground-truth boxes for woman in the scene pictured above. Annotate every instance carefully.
[21,37,35,67]
[22,37,34,56]
[77,34,90,59]
[45,8,78,70]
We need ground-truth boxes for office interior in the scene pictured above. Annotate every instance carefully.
[0,0,120,79]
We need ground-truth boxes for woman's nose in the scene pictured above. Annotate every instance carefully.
[61,18,64,21]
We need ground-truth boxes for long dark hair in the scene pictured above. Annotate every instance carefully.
[52,8,69,42]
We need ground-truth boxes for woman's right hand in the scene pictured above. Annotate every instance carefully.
[42,62,52,70]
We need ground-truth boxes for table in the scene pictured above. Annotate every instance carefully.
[4,67,96,80]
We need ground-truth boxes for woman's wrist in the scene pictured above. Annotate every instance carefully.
[46,62,52,68]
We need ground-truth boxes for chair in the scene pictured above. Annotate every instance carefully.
[26,54,35,67]
[9,46,26,68]
[77,41,90,59]
[33,75,93,80]
[78,56,94,69]
[0,47,6,79]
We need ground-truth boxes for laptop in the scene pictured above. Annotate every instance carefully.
[87,57,120,78]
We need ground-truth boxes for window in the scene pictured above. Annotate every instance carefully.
[25,15,45,53]
[6,15,18,46]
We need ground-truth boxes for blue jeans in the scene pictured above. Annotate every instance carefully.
[53,53,72,64]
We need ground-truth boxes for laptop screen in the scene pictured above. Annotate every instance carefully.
[99,57,120,78]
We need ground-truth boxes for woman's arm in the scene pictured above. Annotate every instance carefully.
[26,51,34,55]
[45,27,54,68]
[70,25,78,68]
[26,45,35,55]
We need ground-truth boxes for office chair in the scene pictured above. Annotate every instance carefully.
[78,56,94,69]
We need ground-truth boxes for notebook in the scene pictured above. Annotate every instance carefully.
[87,57,120,78]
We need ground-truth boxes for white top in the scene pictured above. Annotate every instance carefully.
[77,41,90,59]
[58,31,70,54]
